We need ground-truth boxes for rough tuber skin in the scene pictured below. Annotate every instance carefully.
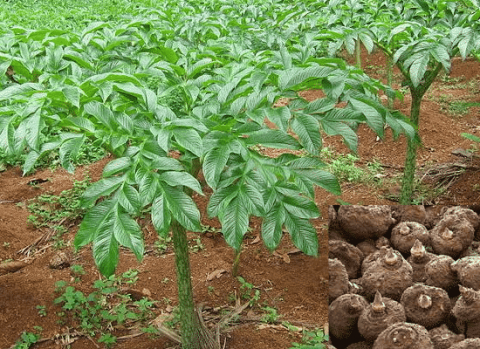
[448,338,480,348]
[329,293,369,340]
[430,215,475,258]
[357,240,378,257]
[452,286,480,323]
[442,207,480,235]
[391,221,430,254]
[358,291,406,342]
[428,324,465,349]
[424,254,458,291]
[361,248,413,301]
[338,205,396,241]
[329,258,349,303]
[329,240,364,279]
[451,256,480,291]
[400,284,451,329]
[372,322,434,349]
[407,239,436,283]
[392,205,427,225]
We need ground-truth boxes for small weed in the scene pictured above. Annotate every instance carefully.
[27,176,92,230]
[70,264,86,282]
[161,277,170,284]
[261,306,281,323]
[207,286,215,295]
[154,235,172,255]
[289,328,329,349]
[13,328,42,349]
[189,236,205,253]
[53,269,154,344]
[162,297,172,305]
[36,305,47,317]
[237,276,261,306]
[282,321,299,332]
[98,333,117,348]
[3,241,10,249]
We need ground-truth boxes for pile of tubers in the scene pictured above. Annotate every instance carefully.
[328,205,480,349]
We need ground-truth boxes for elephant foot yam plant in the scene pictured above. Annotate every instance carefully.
[328,205,480,348]
[0,2,421,346]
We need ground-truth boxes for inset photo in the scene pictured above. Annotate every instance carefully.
[328,205,480,349]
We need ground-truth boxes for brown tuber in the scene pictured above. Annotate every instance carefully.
[361,248,413,301]
[451,256,480,291]
[329,293,369,340]
[337,205,396,241]
[430,216,475,258]
[424,254,458,291]
[329,258,349,302]
[372,322,434,349]
[400,284,451,329]
[357,291,406,342]
[428,324,465,349]
[329,240,364,279]
[391,205,427,225]
[390,221,430,254]
[452,286,480,337]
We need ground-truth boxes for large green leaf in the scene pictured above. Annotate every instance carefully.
[158,171,203,195]
[113,209,144,261]
[151,194,172,237]
[203,145,231,189]
[261,203,286,251]
[163,184,201,232]
[283,211,318,257]
[220,194,249,251]
[81,176,125,207]
[172,128,203,157]
[93,217,120,277]
[291,113,322,154]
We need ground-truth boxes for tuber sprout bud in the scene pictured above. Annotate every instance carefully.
[441,228,454,240]
[372,291,385,313]
[410,239,425,258]
[418,294,432,309]
[384,249,398,266]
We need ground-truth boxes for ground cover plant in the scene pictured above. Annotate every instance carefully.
[328,205,480,348]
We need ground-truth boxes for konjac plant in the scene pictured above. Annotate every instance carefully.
[0,1,416,348]
[319,0,480,204]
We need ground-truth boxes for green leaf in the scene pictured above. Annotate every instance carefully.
[118,185,141,214]
[172,128,203,157]
[151,194,171,237]
[320,120,358,152]
[261,204,285,251]
[25,110,41,151]
[220,194,249,251]
[103,157,132,177]
[243,129,300,149]
[291,113,321,154]
[62,86,82,108]
[283,211,318,257]
[59,135,85,173]
[113,209,144,261]
[163,185,201,232]
[159,171,203,195]
[93,215,119,277]
[74,199,116,249]
[203,145,231,189]
[348,97,384,137]
[0,83,42,101]
[207,185,238,218]
[278,65,335,91]
[81,176,124,207]
[138,170,158,207]
[84,101,115,130]
[409,54,430,88]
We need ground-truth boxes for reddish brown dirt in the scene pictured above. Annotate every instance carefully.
[0,51,479,349]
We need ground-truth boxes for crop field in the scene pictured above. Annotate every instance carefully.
[0,0,479,348]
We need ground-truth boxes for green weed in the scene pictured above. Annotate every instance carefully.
[289,328,329,349]
[53,269,155,343]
